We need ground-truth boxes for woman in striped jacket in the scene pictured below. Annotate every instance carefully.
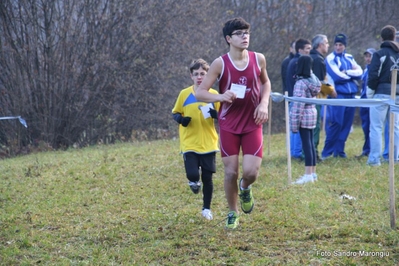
[290,55,321,184]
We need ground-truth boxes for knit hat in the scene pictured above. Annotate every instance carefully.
[364,48,376,55]
[334,33,347,46]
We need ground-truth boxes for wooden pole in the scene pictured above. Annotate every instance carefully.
[389,69,397,229]
[285,92,292,184]
[267,96,272,155]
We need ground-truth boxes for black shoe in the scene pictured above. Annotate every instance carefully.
[188,181,201,194]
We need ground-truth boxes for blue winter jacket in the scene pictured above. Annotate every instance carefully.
[325,51,363,95]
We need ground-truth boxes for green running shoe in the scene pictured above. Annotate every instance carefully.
[239,178,254,213]
[225,211,239,229]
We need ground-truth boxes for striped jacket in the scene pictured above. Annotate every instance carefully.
[290,73,321,132]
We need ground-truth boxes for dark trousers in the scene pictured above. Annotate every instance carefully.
[360,107,370,155]
[322,94,355,158]
[300,127,316,167]
[183,152,215,210]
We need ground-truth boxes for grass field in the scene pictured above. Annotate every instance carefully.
[0,127,398,265]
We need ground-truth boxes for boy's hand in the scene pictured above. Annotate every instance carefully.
[181,117,191,127]
[219,90,236,103]
[254,102,268,125]
[208,108,218,119]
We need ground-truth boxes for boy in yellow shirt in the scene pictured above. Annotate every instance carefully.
[172,59,220,220]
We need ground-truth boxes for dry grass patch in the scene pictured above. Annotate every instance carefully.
[0,128,398,265]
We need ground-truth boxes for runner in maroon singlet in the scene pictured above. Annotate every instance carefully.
[195,17,272,229]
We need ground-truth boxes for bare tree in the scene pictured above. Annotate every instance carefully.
[0,0,398,155]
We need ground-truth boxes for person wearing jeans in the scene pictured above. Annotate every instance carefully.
[367,25,399,166]
[367,95,399,165]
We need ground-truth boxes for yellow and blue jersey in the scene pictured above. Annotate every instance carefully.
[172,86,220,154]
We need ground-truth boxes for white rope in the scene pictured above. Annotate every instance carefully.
[271,92,398,112]
[0,116,28,128]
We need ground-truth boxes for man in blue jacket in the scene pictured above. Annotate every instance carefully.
[357,48,376,158]
[321,33,363,160]
[367,25,399,166]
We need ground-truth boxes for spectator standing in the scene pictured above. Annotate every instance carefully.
[357,48,377,158]
[321,33,362,160]
[290,55,321,184]
[286,38,312,160]
[309,34,337,162]
[367,25,399,166]
[281,41,296,93]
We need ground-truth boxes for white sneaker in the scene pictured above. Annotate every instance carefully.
[202,209,213,220]
[312,173,318,181]
[292,175,314,185]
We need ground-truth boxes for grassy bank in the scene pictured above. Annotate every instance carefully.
[0,127,398,265]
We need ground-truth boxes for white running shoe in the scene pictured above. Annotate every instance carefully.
[292,175,314,185]
[202,209,213,220]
